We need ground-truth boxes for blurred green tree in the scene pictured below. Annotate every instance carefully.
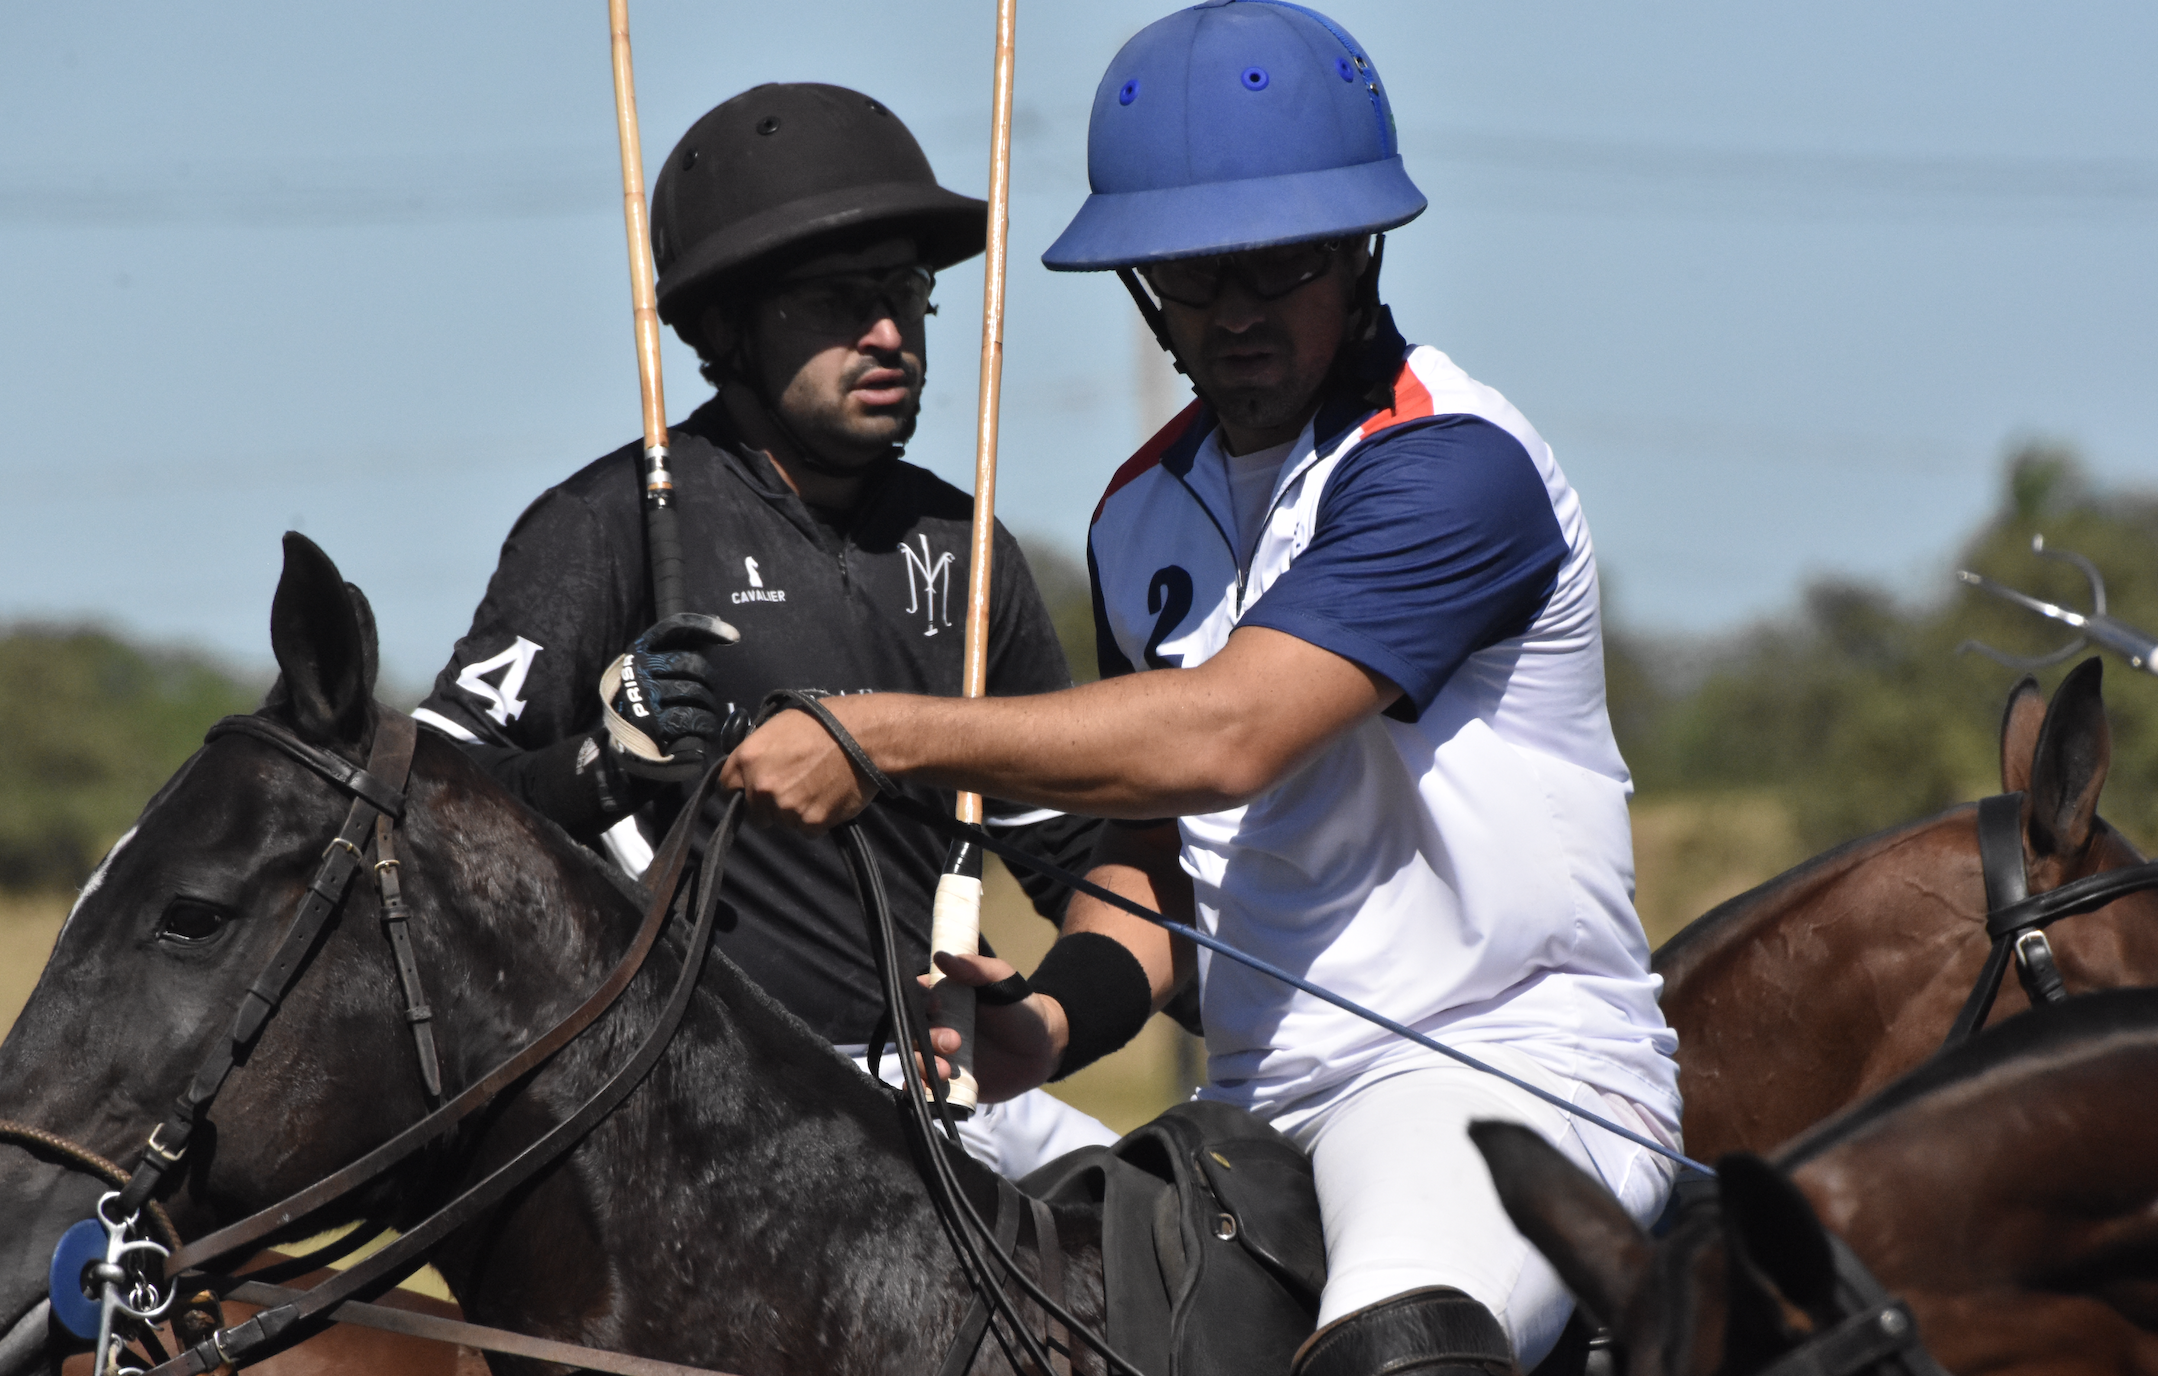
[1619,442,2158,852]
[1019,536,1099,684]
[0,629,260,891]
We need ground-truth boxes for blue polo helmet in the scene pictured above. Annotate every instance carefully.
[1042,0,1425,271]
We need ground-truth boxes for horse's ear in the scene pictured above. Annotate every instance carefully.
[2027,657,2108,861]
[1715,1154,1835,1319]
[344,581,381,708]
[266,533,377,749]
[1999,675,2044,795]
[1470,1121,1649,1329]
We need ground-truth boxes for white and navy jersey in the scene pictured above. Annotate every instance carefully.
[417,398,1097,1045]
[1088,338,1679,1118]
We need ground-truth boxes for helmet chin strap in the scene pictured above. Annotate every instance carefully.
[1118,268,1187,377]
[1348,233,1386,345]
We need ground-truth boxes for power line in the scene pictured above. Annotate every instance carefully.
[0,129,2152,229]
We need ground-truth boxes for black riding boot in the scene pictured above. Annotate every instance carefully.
[1290,1287,1514,1376]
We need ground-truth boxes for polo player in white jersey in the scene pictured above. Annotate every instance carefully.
[723,4,1683,1370]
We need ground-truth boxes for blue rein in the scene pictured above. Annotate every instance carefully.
[765,691,1714,1178]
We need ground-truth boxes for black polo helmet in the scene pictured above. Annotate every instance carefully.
[650,83,987,326]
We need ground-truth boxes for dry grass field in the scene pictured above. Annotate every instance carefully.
[1,891,66,1036]
[0,799,1801,1314]
[1628,792,1807,948]
[0,793,1786,1130]
[0,794,1805,1130]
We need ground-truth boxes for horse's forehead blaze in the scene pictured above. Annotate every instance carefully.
[62,744,334,950]
[59,823,137,941]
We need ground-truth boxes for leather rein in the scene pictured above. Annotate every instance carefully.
[32,704,1092,1376]
[27,708,754,1376]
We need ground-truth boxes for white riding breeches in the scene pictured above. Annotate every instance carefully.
[1262,1045,1681,1368]
[847,1048,1121,1180]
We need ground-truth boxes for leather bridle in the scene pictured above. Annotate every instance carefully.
[28,703,1094,1376]
[42,730,2158,1376]
[1749,1237,1951,1376]
[114,711,427,1223]
[23,706,747,1376]
[1942,791,2158,1048]
[1749,787,2158,1376]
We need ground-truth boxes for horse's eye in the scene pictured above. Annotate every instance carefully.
[157,899,229,945]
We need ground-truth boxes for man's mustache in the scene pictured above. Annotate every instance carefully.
[843,355,923,393]
[1201,322,1290,362]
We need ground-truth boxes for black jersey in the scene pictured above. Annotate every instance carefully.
[416,397,1098,1044]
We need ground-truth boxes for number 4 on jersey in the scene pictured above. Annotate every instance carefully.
[457,636,544,725]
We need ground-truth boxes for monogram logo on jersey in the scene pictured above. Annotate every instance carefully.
[902,535,954,637]
[731,554,787,605]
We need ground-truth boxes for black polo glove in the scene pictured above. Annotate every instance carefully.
[600,613,741,782]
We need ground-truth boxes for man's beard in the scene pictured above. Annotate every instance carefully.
[1210,381,1318,436]
[778,357,922,469]
[1194,323,1331,437]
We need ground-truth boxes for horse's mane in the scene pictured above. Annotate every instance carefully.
[1775,987,2158,1167]
[1651,803,1976,977]
[402,721,910,1120]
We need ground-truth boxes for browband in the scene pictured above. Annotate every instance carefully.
[206,716,407,819]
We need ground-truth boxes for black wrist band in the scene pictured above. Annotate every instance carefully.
[1028,931,1154,1081]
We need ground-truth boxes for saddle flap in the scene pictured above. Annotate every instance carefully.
[1196,1135,1326,1309]
[1021,1101,1323,1376]
[1021,1147,1175,1376]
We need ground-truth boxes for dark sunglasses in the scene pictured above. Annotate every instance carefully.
[1141,240,1347,308]
[772,266,938,332]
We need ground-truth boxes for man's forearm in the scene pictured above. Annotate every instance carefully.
[834,626,1395,818]
[1060,822,1196,1012]
[1024,822,1194,1078]
[456,733,649,843]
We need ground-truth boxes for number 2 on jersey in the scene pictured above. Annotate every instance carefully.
[1144,566,1192,669]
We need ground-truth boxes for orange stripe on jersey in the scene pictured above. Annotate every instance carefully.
[1092,399,1207,525]
[1358,361,1436,439]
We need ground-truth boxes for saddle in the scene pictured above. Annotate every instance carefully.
[1021,1099,1326,1376]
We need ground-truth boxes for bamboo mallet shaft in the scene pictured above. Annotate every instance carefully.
[927,0,1020,1116]
[608,0,688,621]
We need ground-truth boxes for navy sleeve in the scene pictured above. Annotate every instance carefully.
[1239,416,1566,718]
[1087,537,1138,681]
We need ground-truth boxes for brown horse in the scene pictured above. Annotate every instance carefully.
[1476,988,2158,1375]
[1656,658,2158,1159]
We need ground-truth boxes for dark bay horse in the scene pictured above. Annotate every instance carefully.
[1476,988,2158,1375]
[0,538,1106,1376]
[1656,658,2158,1159]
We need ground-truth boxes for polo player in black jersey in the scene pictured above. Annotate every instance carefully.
[414,84,1116,1176]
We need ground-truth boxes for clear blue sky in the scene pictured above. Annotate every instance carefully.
[3,2,2154,684]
